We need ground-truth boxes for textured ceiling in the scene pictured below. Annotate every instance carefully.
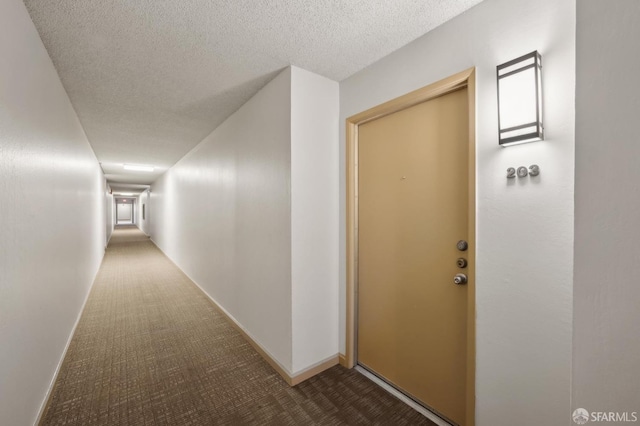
[23,0,483,189]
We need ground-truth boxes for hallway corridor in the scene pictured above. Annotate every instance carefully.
[40,226,434,425]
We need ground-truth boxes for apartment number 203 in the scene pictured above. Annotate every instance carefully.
[507,165,540,179]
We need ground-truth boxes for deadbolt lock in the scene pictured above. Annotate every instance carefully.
[456,258,468,268]
[456,240,468,251]
[454,273,468,285]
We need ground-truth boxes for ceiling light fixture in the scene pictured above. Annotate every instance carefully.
[117,193,134,196]
[123,164,155,172]
[497,51,544,146]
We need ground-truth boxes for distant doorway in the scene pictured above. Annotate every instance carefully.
[116,199,134,225]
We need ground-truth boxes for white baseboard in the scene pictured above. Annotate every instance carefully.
[149,239,338,386]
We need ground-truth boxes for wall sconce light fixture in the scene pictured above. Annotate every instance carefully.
[497,51,543,146]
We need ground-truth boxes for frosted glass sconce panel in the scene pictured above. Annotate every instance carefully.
[497,51,543,146]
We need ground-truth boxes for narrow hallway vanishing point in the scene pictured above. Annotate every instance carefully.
[40,226,435,425]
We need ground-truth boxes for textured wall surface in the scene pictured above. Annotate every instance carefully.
[339,0,575,424]
[105,185,114,246]
[137,189,150,236]
[138,190,151,235]
[151,69,294,371]
[151,67,341,376]
[574,0,640,416]
[290,67,340,373]
[0,0,106,424]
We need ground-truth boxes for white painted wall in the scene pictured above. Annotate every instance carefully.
[0,0,106,424]
[152,69,294,371]
[137,190,150,235]
[339,0,575,424]
[290,67,339,373]
[106,185,114,245]
[151,67,340,375]
[574,0,640,416]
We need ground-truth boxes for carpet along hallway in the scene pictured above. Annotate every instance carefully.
[40,226,434,425]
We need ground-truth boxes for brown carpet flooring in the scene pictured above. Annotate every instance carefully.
[40,226,434,425]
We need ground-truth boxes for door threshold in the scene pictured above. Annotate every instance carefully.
[354,365,454,426]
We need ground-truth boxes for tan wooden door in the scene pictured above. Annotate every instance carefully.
[357,87,470,425]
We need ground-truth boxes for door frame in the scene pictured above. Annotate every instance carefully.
[344,67,476,425]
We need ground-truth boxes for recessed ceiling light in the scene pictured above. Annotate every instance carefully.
[117,193,134,196]
[123,164,154,172]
